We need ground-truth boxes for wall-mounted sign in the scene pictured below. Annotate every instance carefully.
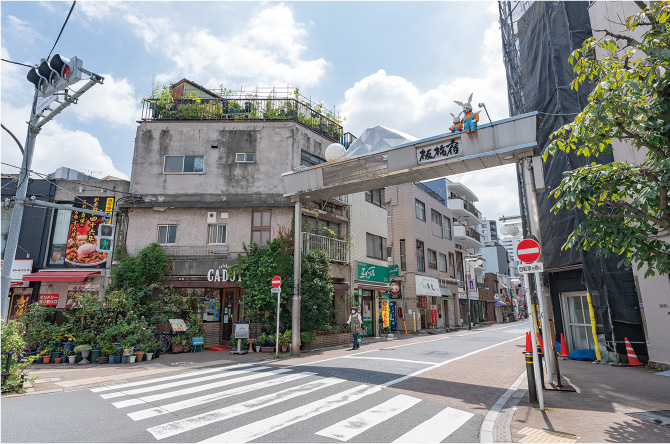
[66,196,114,268]
[415,275,441,297]
[66,284,99,309]
[416,139,460,165]
[390,281,400,294]
[356,261,390,284]
[0,259,34,282]
[418,296,428,309]
[38,294,59,306]
[389,264,399,276]
[207,263,241,282]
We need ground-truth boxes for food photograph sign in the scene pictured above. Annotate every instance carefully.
[66,196,114,267]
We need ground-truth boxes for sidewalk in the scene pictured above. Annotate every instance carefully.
[8,330,437,396]
[505,359,670,443]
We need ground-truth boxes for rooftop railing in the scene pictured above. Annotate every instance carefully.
[414,182,446,207]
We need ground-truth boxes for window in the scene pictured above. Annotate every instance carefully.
[235,153,255,163]
[400,239,407,271]
[251,210,271,245]
[438,253,447,272]
[365,188,385,208]
[444,216,452,240]
[428,249,438,269]
[301,150,325,167]
[482,229,488,235]
[46,209,71,266]
[416,240,425,272]
[366,233,387,260]
[303,216,340,236]
[431,210,443,238]
[448,252,455,278]
[207,224,227,244]
[164,155,204,174]
[483,236,488,241]
[431,211,441,225]
[415,200,426,221]
[158,225,177,245]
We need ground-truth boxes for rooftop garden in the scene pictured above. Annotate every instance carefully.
[142,84,346,142]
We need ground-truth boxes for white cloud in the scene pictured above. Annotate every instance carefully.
[339,20,517,219]
[77,1,120,20]
[1,103,128,180]
[73,74,141,127]
[122,3,328,89]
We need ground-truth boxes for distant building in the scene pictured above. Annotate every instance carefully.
[480,219,498,245]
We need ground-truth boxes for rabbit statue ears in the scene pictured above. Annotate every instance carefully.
[450,112,462,123]
[454,93,474,110]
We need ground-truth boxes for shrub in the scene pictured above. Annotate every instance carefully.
[1,320,38,393]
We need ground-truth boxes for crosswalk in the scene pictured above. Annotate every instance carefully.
[90,364,475,442]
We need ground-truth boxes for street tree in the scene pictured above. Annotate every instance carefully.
[544,1,670,276]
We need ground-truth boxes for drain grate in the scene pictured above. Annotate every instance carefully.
[518,427,578,443]
[627,410,670,429]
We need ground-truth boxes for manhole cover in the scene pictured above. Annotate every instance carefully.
[32,377,64,384]
[170,362,196,366]
[627,410,670,428]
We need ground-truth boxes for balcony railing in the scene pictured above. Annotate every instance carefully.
[448,195,481,220]
[455,224,482,243]
[302,232,348,263]
[414,182,446,207]
[142,95,344,143]
[161,244,230,258]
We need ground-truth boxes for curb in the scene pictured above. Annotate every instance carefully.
[480,371,527,443]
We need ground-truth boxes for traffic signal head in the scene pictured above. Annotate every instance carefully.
[26,54,83,97]
[98,223,114,238]
[97,237,113,253]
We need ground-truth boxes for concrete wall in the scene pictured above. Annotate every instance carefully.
[129,121,328,206]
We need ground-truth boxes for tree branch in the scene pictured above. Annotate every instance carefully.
[592,28,641,47]
[617,123,668,159]
[594,199,670,228]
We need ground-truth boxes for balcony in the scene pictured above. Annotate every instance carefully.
[414,182,446,207]
[302,232,349,263]
[454,224,483,249]
[447,196,481,225]
[161,244,230,258]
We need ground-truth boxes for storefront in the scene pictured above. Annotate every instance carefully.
[415,275,441,329]
[2,259,35,321]
[26,270,104,309]
[354,261,390,337]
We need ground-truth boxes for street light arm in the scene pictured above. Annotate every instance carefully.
[1,123,24,154]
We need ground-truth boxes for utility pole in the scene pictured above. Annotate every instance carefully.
[291,201,301,356]
[1,55,104,321]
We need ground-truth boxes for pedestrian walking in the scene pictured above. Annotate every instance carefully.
[346,307,363,350]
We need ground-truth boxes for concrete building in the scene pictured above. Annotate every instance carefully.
[588,1,670,370]
[480,219,498,246]
[123,79,351,346]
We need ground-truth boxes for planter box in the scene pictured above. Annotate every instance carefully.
[260,346,275,353]
[156,323,172,333]
[171,345,184,354]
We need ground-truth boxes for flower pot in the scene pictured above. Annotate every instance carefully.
[52,351,62,361]
[260,346,274,353]
[108,355,115,364]
[135,351,145,362]
[255,346,261,353]
[63,342,74,352]
[146,353,153,361]
[89,350,100,363]
[129,356,136,363]
[54,357,62,364]
[43,355,51,364]
[121,355,128,364]
[114,355,122,364]
[80,349,90,360]
[281,345,288,353]
[75,354,82,363]
[171,345,184,354]
[153,348,160,359]
[68,355,76,364]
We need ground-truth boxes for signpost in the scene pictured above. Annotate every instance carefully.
[272,276,281,357]
[516,238,541,263]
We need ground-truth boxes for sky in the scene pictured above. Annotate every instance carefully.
[1,1,520,222]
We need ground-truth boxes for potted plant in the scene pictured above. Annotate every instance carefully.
[129,351,136,364]
[171,334,184,354]
[52,346,63,364]
[63,348,76,364]
[279,330,291,353]
[42,349,51,364]
[74,344,91,363]
[102,342,116,364]
[121,335,137,357]
[300,331,316,351]
[134,345,145,362]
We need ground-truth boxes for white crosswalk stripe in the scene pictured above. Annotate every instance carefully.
[100,366,268,399]
[92,365,476,443]
[315,394,420,441]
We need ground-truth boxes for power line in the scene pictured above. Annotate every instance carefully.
[1,58,35,68]
[47,1,77,59]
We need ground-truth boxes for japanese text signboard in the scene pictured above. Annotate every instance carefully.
[38,294,59,306]
[356,261,390,284]
[416,138,460,165]
[66,196,114,267]
[381,293,390,328]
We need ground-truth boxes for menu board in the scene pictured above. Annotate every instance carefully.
[66,284,99,308]
[169,319,187,332]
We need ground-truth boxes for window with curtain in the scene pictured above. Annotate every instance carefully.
[416,240,425,272]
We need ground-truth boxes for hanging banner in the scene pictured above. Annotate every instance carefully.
[431,305,438,326]
[381,293,390,328]
[66,196,114,268]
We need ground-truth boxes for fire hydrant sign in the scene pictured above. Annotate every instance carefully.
[516,239,541,263]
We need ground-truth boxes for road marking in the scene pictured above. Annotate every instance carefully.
[315,394,420,441]
[200,384,382,443]
[112,368,288,408]
[100,366,267,399]
[148,377,346,440]
[341,356,437,365]
[127,372,314,420]
[89,363,252,393]
[393,407,474,443]
[382,334,526,387]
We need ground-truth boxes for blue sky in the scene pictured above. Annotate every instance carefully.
[1,1,520,221]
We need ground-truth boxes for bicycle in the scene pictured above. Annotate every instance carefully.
[155,331,172,354]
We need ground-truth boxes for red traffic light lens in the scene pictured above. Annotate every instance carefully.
[62,65,71,79]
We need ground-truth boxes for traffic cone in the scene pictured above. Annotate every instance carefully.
[525,331,532,353]
[624,337,644,367]
[536,333,544,356]
[559,333,570,359]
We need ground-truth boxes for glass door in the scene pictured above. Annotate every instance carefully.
[220,289,240,341]
[561,292,596,351]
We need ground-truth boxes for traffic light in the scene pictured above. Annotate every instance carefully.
[26,54,83,97]
[96,223,114,253]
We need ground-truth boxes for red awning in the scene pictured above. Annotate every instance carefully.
[22,270,101,282]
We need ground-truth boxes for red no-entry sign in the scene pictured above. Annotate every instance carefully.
[516,239,541,263]
[271,276,281,288]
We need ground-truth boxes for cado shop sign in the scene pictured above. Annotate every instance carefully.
[207,263,241,283]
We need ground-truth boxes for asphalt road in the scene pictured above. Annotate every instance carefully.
[1,322,527,443]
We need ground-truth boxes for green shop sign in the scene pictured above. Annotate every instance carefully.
[389,264,399,276]
[356,261,390,284]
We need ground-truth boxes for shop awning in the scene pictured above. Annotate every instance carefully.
[494,300,508,306]
[10,280,24,287]
[22,270,101,282]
